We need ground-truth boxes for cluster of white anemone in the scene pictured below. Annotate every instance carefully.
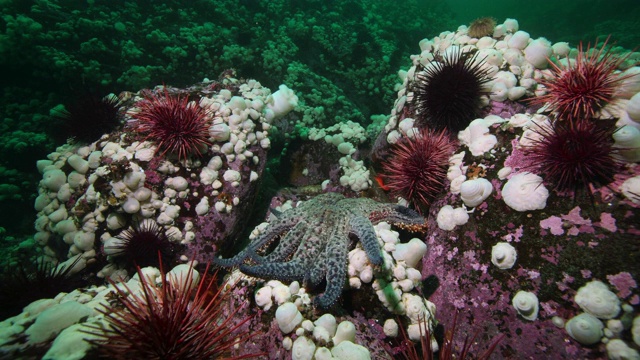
[253,278,369,360]
[33,78,297,278]
[307,120,372,192]
[554,280,640,359]
[377,17,640,357]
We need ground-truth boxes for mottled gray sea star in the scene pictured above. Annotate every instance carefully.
[213,192,426,308]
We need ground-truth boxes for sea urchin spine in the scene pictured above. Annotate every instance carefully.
[104,219,178,269]
[87,261,261,359]
[131,88,211,161]
[530,36,634,122]
[411,47,493,132]
[521,120,621,195]
[381,129,456,211]
[52,94,123,144]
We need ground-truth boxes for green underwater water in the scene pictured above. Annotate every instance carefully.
[446,0,640,50]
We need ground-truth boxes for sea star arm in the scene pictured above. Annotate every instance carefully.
[212,221,294,267]
[239,259,306,282]
[313,234,348,308]
[377,205,424,225]
[297,230,333,288]
[253,221,307,263]
[211,250,250,267]
[350,215,383,265]
[306,255,327,288]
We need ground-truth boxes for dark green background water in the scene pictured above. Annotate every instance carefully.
[0,0,638,242]
[446,0,640,48]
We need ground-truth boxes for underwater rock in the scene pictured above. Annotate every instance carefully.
[30,75,295,284]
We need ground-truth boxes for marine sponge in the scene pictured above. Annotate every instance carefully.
[467,17,496,38]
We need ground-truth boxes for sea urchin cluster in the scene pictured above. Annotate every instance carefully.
[381,129,456,212]
[130,88,211,161]
[411,47,493,132]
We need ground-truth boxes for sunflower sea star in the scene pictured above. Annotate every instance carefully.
[213,192,426,308]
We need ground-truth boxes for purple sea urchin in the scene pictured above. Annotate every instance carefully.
[104,219,178,268]
[130,88,211,161]
[0,256,86,319]
[521,120,621,195]
[51,94,123,143]
[381,129,456,212]
[411,47,493,132]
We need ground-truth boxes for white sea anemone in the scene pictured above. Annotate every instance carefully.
[575,280,621,319]
[512,290,539,321]
[621,176,640,203]
[436,205,469,231]
[460,178,493,207]
[491,242,517,269]
[501,173,549,211]
[275,302,303,334]
[565,313,603,345]
[627,92,640,121]
[606,339,640,360]
[524,38,552,69]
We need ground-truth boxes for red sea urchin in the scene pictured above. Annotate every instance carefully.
[530,37,633,121]
[131,88,211,161]
[521,120,621,195]
[411,47,493,132]
[86,262,260,360]
[381,129,456,211]
[398,312,504,360]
